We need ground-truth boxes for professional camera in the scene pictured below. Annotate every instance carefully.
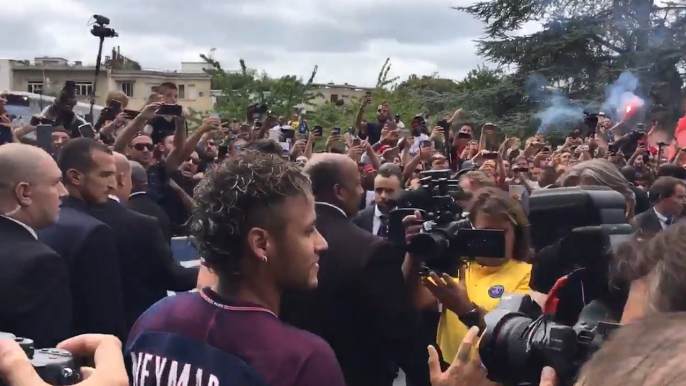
[91,15,117,38]
[0,332,80,386]
[478,187,631,385]
[479,294,620,385]
[387,170,507,273]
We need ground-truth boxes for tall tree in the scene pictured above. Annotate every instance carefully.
[457,0,686,131]
[199,53,320,119]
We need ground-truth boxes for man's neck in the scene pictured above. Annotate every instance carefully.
[654,204,672,218]
[65,186,86,203]
[215,277,282,316]
[1,209,34,229]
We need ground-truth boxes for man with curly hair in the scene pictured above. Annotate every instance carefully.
[125,151,344,386]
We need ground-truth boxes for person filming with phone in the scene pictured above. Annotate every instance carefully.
[402,187,532,366]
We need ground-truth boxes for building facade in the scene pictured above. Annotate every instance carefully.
[308,82,372,108]
[5,57,213,112]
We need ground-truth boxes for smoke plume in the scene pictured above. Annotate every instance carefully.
[526,74,583,134]
[601,71,644,122]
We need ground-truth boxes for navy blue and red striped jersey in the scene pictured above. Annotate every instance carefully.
[125,287,346,386]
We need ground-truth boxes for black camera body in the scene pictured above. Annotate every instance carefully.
[0,333,80,386]
[478,187,630,385]
[387,170,507,273]
[479,294,620,385]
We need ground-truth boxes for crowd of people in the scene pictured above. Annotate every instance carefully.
[1,81,686,386]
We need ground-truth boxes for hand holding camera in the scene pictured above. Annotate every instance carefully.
[139,102,164,120]
[0,334,127,386]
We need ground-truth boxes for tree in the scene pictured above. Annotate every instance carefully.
[199,53,321,120]
[456,0,686,134]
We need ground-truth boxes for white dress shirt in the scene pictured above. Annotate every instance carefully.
[0,215,37,239]
[316,202,347,218]
[372,205,383,236]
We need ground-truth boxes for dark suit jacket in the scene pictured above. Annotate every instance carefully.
[630,184,651,216]
[88,199,198,331]
[0,217,72,348]
[352,204,375,234]
[126,192,173,243]
[280,204,429,386]
[38,196,126,341]
[631,208,663,235]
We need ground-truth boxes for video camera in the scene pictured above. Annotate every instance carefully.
[478,187,630,385]
[387,170,507,273]
[0,332,80,386]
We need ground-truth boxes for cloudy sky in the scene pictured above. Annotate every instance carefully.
[0,0,540,87]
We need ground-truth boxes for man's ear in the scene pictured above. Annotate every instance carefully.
[65,169,83,186]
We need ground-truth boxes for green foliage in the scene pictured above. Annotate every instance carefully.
[200,54,320,120]
[456,0,686,135]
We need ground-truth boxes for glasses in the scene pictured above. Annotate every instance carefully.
[133,143,154,152]
[186,157,200,165]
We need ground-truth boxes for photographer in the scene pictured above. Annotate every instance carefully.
[96,91,131,143]
[40,89,86,137]
[403,187,532,365]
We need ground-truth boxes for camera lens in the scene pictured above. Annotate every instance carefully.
[480,310,579,385]
[407,231,448,260]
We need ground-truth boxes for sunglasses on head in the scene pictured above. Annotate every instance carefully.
[133,143,154,151]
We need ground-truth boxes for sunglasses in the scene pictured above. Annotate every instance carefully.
[186,157,200,165]
[133,143,154,151]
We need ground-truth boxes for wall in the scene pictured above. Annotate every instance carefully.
[308,85,368,108]
[11,68,109,105]
[0,59,13,92]
[108,72,213,111]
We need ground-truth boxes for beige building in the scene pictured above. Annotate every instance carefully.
[7,57,213,112]
[10,57,108,105]
[108,69,212,111]
[308,82,372,108]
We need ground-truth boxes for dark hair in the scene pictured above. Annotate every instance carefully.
[577,312,686,386]
[157,82,178,92]
[620,165,636,182]
[190,151,311,280]
[539,166,558,188]
[648,176,686,204]
[58,138,112,182]
[468,187,531,262]
[657,163,686,179]
[245,139,283,156]
[377,163,403,181]
[305,158,344,200]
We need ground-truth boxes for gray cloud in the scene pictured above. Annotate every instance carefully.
[0,0,493,86]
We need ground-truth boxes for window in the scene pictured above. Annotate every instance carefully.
[120,82,134,97]
[73,82,94,96]
[199,92,204,97]
[178,84,185,99]
[27,81,43,94]
[330,94,339,103]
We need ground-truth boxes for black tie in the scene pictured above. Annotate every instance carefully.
[666,217,675,226]
[377,223,388,238]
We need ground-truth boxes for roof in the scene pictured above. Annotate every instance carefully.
[311,82,372,91]
[109,69,211,80]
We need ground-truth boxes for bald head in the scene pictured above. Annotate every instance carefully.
[0,144,53,193]
[112,152,131,174]
[304,153,358,200]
